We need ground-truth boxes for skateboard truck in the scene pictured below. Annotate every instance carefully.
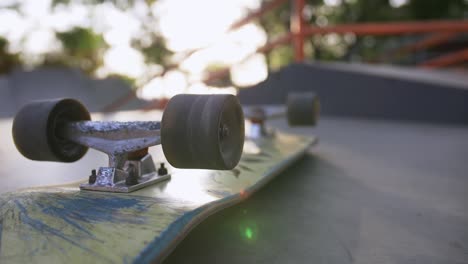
[244,107,270,139]
[12,95,245,193]
[62,121,170,192]
[244,92,320,139]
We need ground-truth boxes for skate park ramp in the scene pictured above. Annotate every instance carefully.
[0,67,145,118]
[239,62,468,125]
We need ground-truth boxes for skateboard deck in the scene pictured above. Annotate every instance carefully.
[0,121,316,263]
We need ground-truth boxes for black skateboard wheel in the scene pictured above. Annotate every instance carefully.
[161,94,244,170]
[12,98,91,162]
[287,92,320,126]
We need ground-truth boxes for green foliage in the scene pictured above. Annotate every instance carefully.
[259,1,292,69]
[56,27,105,57]
[107,74,136,86]
[55,27,106,74]
[259,3,290,37]
[0,38,7,52]
[133,36,172,65]
[205,63,228,72]
[268,45,294,70]
[408,0,467,20]
[1,0,170,78]
[52,0,158,10]
[204,63,231,87]
[0,37,20,74]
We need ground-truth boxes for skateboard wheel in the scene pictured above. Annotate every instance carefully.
[12,98,91,162]
[287,92,320,126]
[161,94,244,170]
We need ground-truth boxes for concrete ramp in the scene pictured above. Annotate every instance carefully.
[239,62,468,125]
[0,67,145,117]
[0,77,14,116]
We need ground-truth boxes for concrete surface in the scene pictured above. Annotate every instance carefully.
[164,118,468,264]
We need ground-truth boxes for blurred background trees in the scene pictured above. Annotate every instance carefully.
[260,0,467,69]
[0,0,466,87]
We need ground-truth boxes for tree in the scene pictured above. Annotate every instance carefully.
[50,27,106,74]
[0,37,20,73]
[0,0,172,79]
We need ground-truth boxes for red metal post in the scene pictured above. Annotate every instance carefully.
[291,0,305,62]
[303,20,468,36]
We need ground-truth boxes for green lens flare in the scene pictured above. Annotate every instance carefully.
[245,227,253,239]
[239,220,257,242]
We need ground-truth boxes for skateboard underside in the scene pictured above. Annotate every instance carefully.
[0,131,316,263]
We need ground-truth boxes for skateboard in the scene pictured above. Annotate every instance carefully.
[0,93,319,263]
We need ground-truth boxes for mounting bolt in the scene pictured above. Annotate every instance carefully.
[219,124,230,139]
[158,163,168,176]
[89,169,97,184]
[125,164,138,186]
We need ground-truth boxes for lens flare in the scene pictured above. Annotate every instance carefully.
[245,227,253,240]
[239,220,258,242]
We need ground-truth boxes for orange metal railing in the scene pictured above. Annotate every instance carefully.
[420,48,468,68]
[374,32,459,63]
[302,20,468,37]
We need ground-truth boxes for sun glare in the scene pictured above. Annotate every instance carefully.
[153,0,254,52]
[231,53,268,87]
[324,0,342,7]
[139,0,268,100]
[103,46,145,78]
[389,0,409,8]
